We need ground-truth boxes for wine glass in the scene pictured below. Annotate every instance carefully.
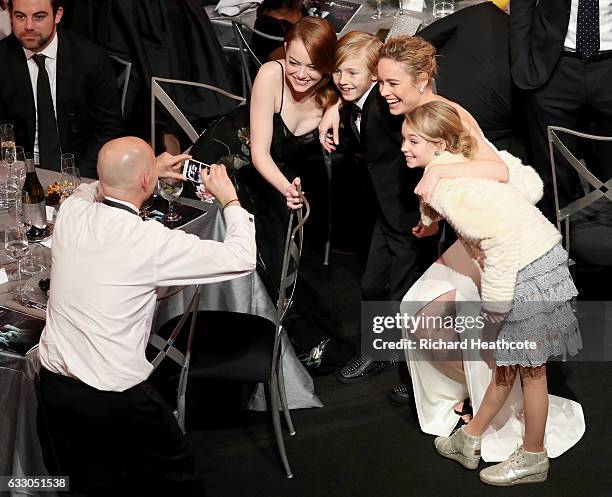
[4,226,30,302]
[1,123,15,162]
[372,0,384,19]
[60,166,81,200]
[157,177,183,223]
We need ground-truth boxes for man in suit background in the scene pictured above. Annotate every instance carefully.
[0,0,123,178]
[510,0,612,221]
[419,1,527,161]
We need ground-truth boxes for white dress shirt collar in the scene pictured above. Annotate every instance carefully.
[23,29,58,61]
[103,196,140,214]
[355,83,377,111]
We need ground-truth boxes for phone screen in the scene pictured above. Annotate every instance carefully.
[183,159,210,184]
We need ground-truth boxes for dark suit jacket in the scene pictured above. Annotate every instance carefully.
[509,0,571,90]
[342,87,421,234]
[419,3,519,147]
[0,29,123,178]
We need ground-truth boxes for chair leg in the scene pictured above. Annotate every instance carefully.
[323,151,332,266]
[268,379,293,478]
[277,346,296,436]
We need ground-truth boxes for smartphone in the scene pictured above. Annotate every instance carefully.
[183,158,210,184]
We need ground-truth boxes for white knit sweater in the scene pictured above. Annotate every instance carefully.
[421,151,562,313]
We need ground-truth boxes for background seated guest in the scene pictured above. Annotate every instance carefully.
[418,1,528,161]
[0,0,123,178]
[38,137,256,496]
[253,0,306,62]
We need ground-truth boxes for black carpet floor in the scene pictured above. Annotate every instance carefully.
[184,252,612,497]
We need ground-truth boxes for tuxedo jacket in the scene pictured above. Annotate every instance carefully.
[0,29,123,178]
[341,87,421,234]
[510,0,571,90]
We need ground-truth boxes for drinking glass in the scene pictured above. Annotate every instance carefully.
[157,177,183,223]
[372,0,384,19]
[1,123,15,162]
[432,0,454,19]
[21,243,47,277]
[4,226,30,302]
[60,166,81,199]
[60,152,75,173]
[397,0,408,15]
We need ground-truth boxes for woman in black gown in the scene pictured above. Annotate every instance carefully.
[190,17,354,374]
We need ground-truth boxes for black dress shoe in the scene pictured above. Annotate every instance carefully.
[389,383,412,404]
[337,356,399,383]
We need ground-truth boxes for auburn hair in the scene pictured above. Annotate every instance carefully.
[335,31,382,76]
[404,101,477,159]
[379,35,437,86]
[285,17,338,108]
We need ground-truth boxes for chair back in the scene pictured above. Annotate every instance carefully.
[148,285,201,432]
[108,54,132,118]
[150,77,245,152]
[211,17,284,98]
[548,126,612,265]
[273,190,310,359]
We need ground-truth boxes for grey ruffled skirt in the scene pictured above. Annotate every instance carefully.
[495,243,582,367]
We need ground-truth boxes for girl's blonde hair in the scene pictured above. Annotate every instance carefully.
[379,35,437,86]
[335,31,383,76]
[405,101,477,159]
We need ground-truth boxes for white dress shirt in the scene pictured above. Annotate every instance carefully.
[23,31,58,164]
[38,183,256,391]
[354,83,377,134]
[564,0,612,51]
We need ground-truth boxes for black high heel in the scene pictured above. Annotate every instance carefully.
[453,399,473,431]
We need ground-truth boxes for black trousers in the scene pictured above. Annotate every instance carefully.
[361,217,438,302]
[524,53,612,221]
[39,368,204,497]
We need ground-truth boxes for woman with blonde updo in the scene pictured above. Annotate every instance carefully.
[400,101,584,486]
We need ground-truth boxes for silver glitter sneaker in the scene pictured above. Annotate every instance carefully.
[434,426,481,469]
[479,446,549,486]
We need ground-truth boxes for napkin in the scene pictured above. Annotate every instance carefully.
[215,0,262,17]
[0,268,8,285]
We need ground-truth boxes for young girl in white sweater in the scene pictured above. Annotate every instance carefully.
[401,101,581,486]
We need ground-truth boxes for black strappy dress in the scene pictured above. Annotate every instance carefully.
[190,62,354,373]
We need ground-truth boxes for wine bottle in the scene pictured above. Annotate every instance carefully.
[22,153,47,241]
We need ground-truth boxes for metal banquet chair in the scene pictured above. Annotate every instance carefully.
[108,54,132,118]
[210,17,284,98]
[148,285,201,431]
[155,193,310,479]
[150,76,245,152]
[548,126,612,267]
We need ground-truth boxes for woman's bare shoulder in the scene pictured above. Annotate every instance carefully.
[434,95,480,131]
[257,60,285,80]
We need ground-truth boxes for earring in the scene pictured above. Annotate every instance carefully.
[434,150,441,156]
[419,87,424,95]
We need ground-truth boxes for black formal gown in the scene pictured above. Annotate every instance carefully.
[190,63,354,374]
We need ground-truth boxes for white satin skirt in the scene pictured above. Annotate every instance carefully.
[400,241,585,462]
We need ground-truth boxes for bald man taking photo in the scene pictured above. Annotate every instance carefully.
[37,137,256,496]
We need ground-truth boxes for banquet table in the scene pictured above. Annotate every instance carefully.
[0,169,321,496]
[208,0,491,41]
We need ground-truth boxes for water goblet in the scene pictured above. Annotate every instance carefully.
[432,0,454,19]
[157,177,183,223]
[372,0,384,19]
[4,226,31,302]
